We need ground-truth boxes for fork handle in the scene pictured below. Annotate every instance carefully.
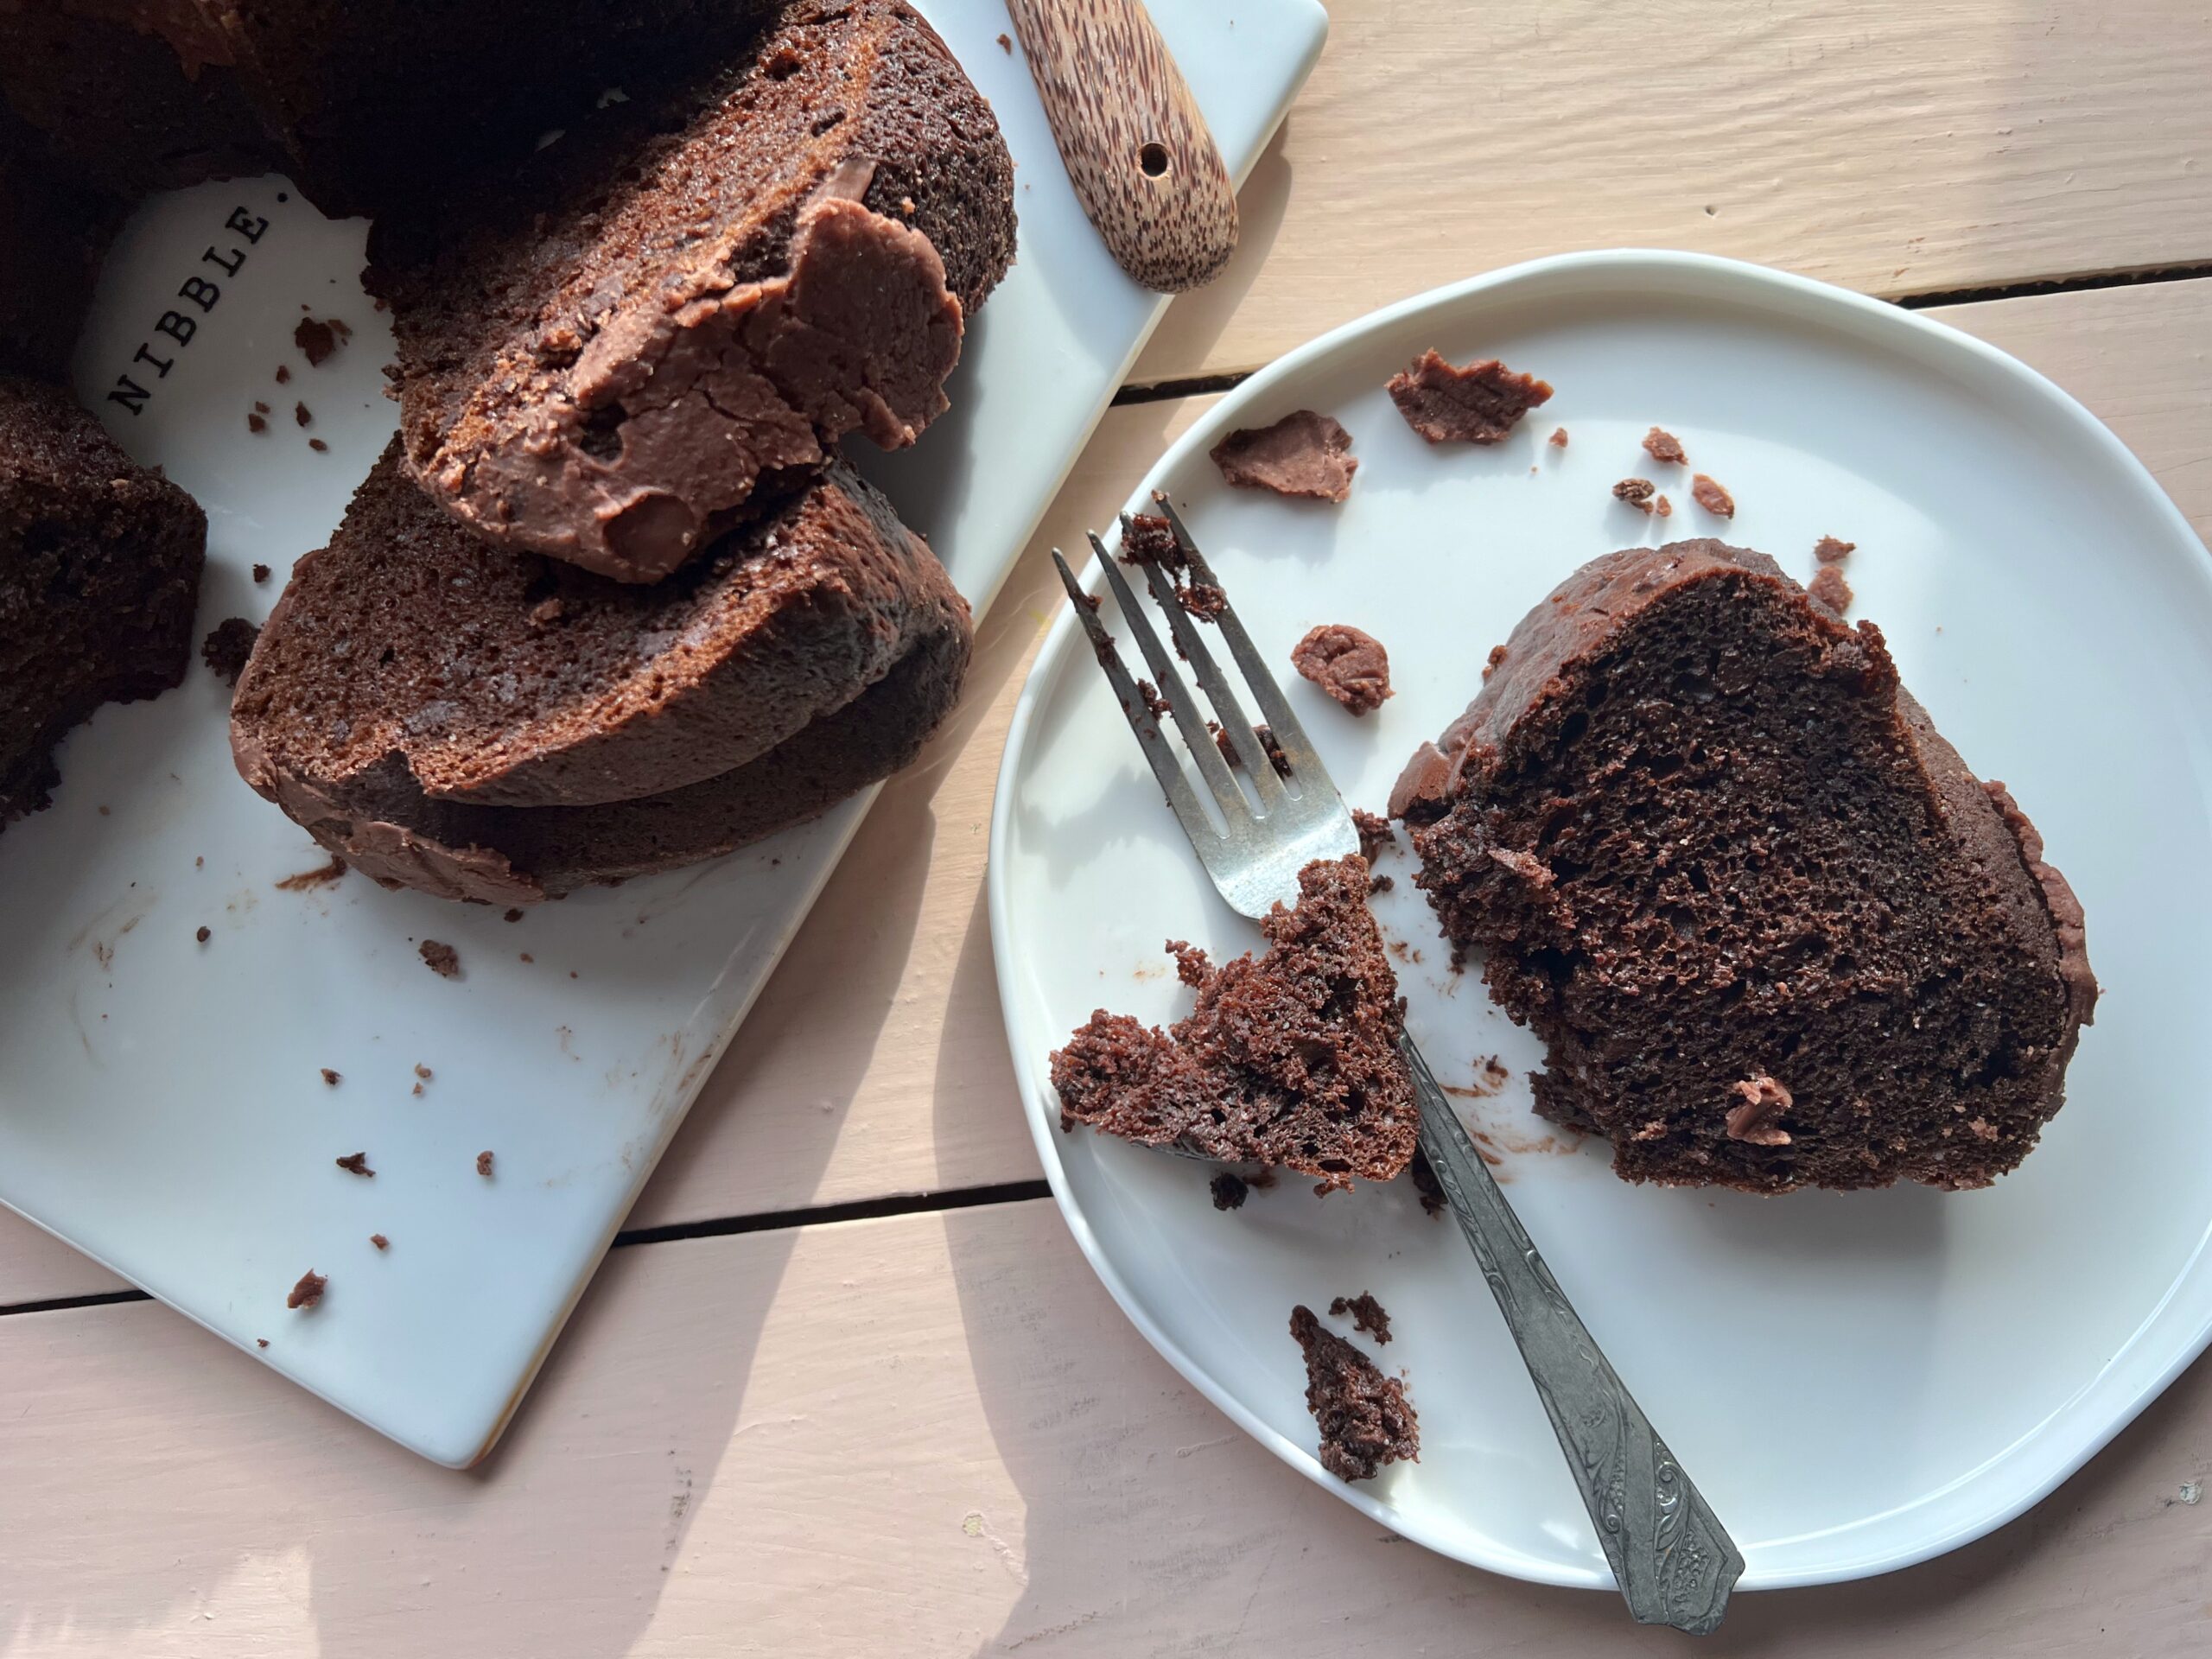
[1402,1035,1743,1634]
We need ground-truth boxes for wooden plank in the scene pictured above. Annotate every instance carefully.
[0,281,2206,1302]
[1133,0,2212,384]
[2,1198,2209,1655]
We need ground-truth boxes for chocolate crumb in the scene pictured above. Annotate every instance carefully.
[275,855,346,892]
[246,411,267,433]
[1254,725,1292,778]
[1386,350,1552,444]
[256,1338,269,1348]
[195,925,211,944]
[476,1150,495,1178]
[419,940,460,978]
[1654,493,1672,518]
[996,29,1012,50]
[1180,582,1228,621]
[293,316,339,365]
[286,1269,326,1310]
[1808,565,1853,613]
[275,364,290,384]
[370,1234,388,1250]
[1210,1171,1249,1211]
[519,952,534,963]
[1290,624,1392,715]
[200,618,258,686]
[320,1068,340,1086]
[1642,426,1688,465]
[1368,874,1394,894]
[251,563,270,583]
[414,1064,432,1081]
[1134,677,1171,719]
[335,1151,373,1177]
[1351,808,1395,863]
[1548,427,1568,448]
[308,438,327,452]
[1612,477,1656,512]
[504,907,525,924]
[1409,1147,1447,1217]
[1815,535,1856,563]
[1330,1291,1394,1343]
[1208,410,1359,502]
[1691,473,1734,518]
[410,1083,423,1096]
[294,401,311,427]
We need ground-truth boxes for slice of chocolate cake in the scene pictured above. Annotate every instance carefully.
[238,615,969,905]
[1394,540,2094,1192]
[1290,1304,1418,1482]
[1,375,205,827]
[368,0,1017,582]
[231,442,966,809]
[232,448,970,902]
[1050,857,1418,1192]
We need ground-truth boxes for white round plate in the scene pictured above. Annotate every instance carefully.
[987,251,2212,1590]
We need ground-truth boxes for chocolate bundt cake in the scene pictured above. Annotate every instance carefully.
[368,0,1018,582]
[231,446,971,901]
[1051,857,1418,1192]
[1394,540,2095,1192]
[1,375,206,827]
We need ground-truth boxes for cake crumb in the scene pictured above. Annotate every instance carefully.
[195,925,211,944]
[1134,677,1171,719]
[1548,426,1568,448]
[286,1270,326,1310]
[255,1338,268,1348]
[308,438,328,453]
[414,1064,433,1081]
[476,1150,496,1178]
[419,940,461,978]
[1654,493,1672,518]
[1642,426,1687,465]
[1815,535,1856,563]
[200,618,259,686]
[294,401,312,427]
[1180,582,1228,621]
[519,952,534,963]
[1691,473,1734,518]
[410,1083,423,1096]
[1368,874,1394,894]
[1409,1147,1447,1217]
[1291,624,1392,715]
[1612,477,1656,512]
[1208,410,1359,502]
[251,563,270,583]
[275,855,346,891]
[1291,1305,1419,1481]
[1808,565,1853,613]
[504,907,524,924]
[320,1067,340,1086]
[1482,642,1509,682]
[1386,350,1552,444]
[334,1151,373,1177]
[1210,1171,1249,1211]
[1329,1291,1393,1344]
[274,364,290,384]
[996,29,1012,50]
[370,1233,389,1250]
[246,411,267,433]
[1352,809,1395,863]
[293,316,342,365]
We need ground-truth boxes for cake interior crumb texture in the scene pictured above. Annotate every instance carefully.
[1290,1304,1418,1482]
[0,376,205,829]
[1396,540,2094,1192]
[1386,350,1552,444]
[1051,858,1418,1192]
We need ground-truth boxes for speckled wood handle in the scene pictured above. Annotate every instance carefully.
[1402,1035,1743,1635]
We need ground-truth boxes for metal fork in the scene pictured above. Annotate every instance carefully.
[1051,496,1743,1635]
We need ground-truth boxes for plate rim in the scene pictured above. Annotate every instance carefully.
[985,246,2212,1592]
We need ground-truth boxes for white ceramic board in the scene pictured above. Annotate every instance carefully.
[0,0,1328,1465]
[990,251,2212,1589]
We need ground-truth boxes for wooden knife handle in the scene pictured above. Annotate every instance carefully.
[1005,0,1239,292]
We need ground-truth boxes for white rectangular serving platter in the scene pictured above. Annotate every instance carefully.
[0,0,1327,1465]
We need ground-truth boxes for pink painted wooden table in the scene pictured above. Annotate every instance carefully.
[7,3,2212,1651]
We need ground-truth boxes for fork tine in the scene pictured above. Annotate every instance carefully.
[1122,518,1290,809]
[1051,550,1221,842]
[1086,535,1251,822]
[1153,495,1329,774]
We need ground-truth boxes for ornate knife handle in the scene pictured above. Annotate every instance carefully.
[1402,1034,1743,1634]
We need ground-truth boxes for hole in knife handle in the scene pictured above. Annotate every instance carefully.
[1138,141,1172,178]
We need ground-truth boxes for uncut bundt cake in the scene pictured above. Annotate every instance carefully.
[1,375,206,828]
[231,445,971,902]
[1393,539,2094,1192]
[367,0,1018,582]
[1051,857,1419,1192]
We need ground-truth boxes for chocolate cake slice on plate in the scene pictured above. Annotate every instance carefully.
[1051,856,1418,1192]
[232,445,970,902]
[0,376,206,829]
[368,0,1018,582]
[1394,539,2095,1192]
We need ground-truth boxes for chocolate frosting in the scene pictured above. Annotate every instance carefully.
[426,195,963,583]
